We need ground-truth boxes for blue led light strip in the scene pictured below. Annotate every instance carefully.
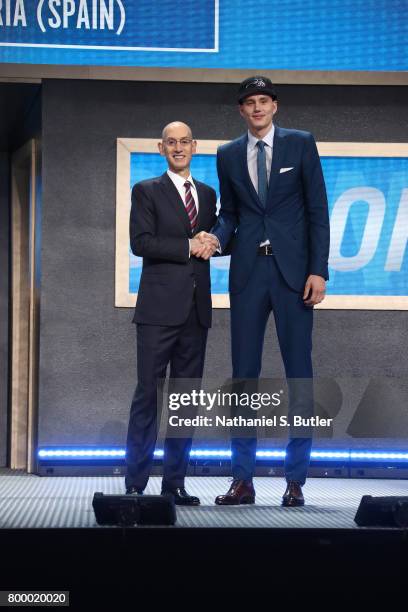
[37,449,408,461]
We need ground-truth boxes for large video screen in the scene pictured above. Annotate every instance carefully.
[1,0,407,70]
[114,138,408,310]
[129,152,408,297]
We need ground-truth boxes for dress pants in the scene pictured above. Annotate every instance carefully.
[230,254,314,485]
[125,298,208,491]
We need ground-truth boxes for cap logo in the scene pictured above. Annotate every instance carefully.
[246,78,266,88]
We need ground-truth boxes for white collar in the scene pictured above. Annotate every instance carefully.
[247,124,275,149]
[167,169,195,189]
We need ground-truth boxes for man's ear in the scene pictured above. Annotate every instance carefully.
[158,141,164,156]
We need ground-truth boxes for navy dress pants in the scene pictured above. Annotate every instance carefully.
[230,254,314,485]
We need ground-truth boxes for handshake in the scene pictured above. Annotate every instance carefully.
[190,232,220,260]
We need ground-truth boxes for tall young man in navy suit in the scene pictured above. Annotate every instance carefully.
[201,76,330,507]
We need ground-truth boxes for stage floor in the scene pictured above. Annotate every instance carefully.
[0,469,406,529]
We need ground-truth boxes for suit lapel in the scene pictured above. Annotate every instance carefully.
[158,173,191,236]
[266,125,285,210]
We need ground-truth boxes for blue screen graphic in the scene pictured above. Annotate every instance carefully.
[0,0,215,49]
[129,152,408,297]
[1,0,407,71]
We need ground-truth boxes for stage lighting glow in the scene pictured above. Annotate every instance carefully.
[37,448,408,461]
[349,452,408,461]
[256,451,286,458]
[311,452,350,459]
[190,450,231,457]
[38,449,126,458]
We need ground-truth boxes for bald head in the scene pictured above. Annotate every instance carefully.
[162,121,192,140]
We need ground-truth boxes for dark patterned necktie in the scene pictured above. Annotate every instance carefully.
[256,140,268,207]
[184,181,198,231]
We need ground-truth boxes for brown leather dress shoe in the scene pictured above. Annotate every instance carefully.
[215,480,255,505]
[282,481,305,507]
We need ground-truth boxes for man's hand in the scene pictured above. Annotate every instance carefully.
[197,231,219,249]
[190,232,219,260]
[303,275,326,306]
[190,237,216,260]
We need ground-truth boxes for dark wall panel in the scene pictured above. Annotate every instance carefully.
[38,80,408,447]
[0,152,9,466]
[0,84,41,151]
[0,84,42,467]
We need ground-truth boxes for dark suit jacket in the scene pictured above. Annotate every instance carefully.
[130,172,217,328]
[212,126,330,294]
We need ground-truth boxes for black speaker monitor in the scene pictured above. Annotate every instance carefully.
[92,492,177,526]
[354,495,408,527]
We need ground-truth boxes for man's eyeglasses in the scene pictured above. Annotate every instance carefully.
[163,138,193,147]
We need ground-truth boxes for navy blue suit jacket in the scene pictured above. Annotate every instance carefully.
[212,126,330,294]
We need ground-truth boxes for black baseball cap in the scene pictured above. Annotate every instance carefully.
[238,76,277,104]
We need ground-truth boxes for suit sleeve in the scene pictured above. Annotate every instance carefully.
[209,185,218,227]
[129,183,189,263]
[301,134,330,280]
[211,149,239,252]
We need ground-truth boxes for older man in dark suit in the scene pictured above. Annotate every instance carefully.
[125,122,217,505]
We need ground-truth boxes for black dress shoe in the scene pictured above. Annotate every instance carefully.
[215,480,255,505]
[161,487,200,506]
[282,481,304,507]
[126,486,144,495]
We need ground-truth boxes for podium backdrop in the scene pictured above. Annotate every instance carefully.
[32,79,408,451]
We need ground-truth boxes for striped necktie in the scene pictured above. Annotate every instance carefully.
[184,180,198,231]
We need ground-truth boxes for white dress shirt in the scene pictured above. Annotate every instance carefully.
[166,169,199,258]
[167,169,199,212]
[247,124,274,192]
[247,124,274,246]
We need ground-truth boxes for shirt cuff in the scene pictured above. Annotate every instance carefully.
[212,235,222,254]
